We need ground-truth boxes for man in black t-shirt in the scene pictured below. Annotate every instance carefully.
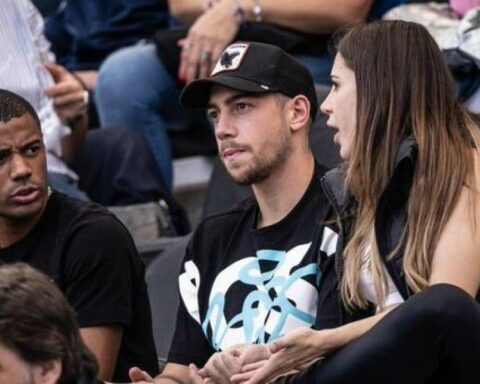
[0,89,159,382]
[131,42,339,384]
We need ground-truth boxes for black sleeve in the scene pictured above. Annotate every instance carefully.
[167,231,216,368]
[61,213,143,328]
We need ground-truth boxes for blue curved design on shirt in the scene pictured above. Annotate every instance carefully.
[202,248,320,350]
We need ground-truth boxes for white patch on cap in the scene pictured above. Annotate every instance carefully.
[211,42,250,76]
[260,85,270,90]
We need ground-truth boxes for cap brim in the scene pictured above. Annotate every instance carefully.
[180,76,278,109]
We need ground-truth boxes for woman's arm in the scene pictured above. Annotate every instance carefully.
[169,0,373,34]
[428,183,480,298]
[243,0,374,35]
[176,0,374,84]
[168,0,206,24]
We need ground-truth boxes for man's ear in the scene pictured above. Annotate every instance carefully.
[288,95,311,132]
[33,359,62,384]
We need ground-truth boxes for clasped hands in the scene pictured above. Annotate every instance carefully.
[226,327,327,384]
[128,327,330,384]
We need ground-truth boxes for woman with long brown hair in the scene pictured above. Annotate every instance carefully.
[230,20,480,384]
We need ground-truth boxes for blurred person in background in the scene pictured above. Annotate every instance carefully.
[0,263,101,384]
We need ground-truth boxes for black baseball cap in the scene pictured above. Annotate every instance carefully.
[180,41,318,120]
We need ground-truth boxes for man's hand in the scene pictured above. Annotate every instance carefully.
[131,362,191,384]
[178,0,241,84]
[198,344,271,384]
[129,367,154,383]
[44,63,88,124]
[198,349,241,384]
[190,364,208,384]
[231,328,328,384]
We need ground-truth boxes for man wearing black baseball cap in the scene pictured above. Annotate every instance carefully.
[180,41,318,121]
[130,42,337,384]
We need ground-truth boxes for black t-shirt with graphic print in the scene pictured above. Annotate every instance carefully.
[168,163,339,367]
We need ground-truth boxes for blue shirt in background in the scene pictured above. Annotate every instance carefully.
[45,0,169,71]
[369,0,406,20]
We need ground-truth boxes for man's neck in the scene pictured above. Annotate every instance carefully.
[0,204,47,249]
[253,153,315,229]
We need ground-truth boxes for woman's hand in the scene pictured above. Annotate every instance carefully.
[178,0,241,83]
[231,327,331,384]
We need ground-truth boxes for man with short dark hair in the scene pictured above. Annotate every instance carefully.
[0,0,178,209]
[0,263,100,384]
[131,42,338,384]
[0,89,159,382]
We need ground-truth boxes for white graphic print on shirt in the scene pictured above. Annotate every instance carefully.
[179,229,338,351]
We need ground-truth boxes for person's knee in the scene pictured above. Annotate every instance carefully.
[96,44,173,114]
[414,284,478,323]
[424,283,474,305]
[96,46,141,99]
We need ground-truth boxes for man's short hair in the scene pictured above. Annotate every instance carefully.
[0,89,41,130]
[0,263,98,383]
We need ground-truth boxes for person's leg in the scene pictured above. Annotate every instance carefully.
[72,127,191,234]
[47,172,90,201]
[281,284,480,384]
[95,44,205,190]
[72,127,169,206]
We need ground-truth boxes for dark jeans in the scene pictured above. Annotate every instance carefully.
[47,172,90,202]
[281,284,480,384]
[72,126,170,206]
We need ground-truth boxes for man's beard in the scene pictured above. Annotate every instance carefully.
[223,128,292,186]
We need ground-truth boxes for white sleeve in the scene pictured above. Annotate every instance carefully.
[24,0,56,63]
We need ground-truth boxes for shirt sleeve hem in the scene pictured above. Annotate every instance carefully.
[77,315,130,329]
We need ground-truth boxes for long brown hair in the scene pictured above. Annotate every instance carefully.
[337,20,480,309]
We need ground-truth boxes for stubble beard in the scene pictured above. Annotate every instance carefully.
[223,127,293,186]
